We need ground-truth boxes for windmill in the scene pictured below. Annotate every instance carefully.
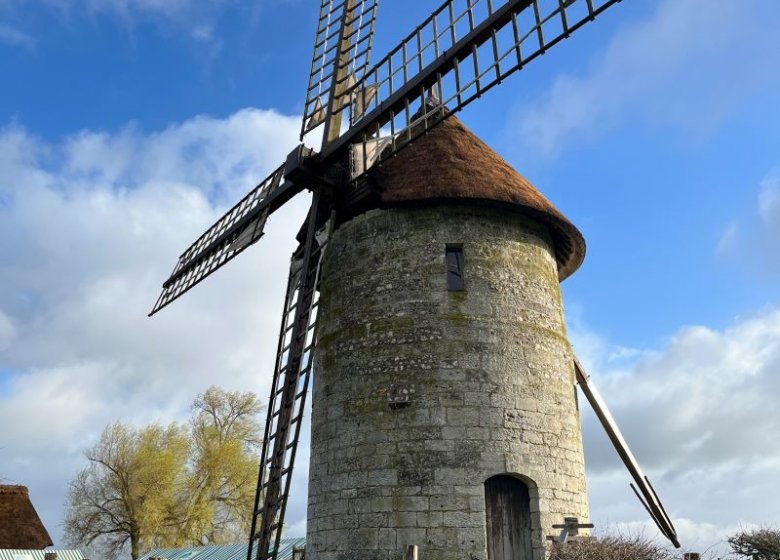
[150,0,681,558]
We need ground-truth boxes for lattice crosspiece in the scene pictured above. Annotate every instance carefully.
[301,0,379,141]
[149,164,303,316]
[247,198,330,560]
[318,0,621,177]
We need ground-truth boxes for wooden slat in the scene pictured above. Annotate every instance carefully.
[485,475,532,560]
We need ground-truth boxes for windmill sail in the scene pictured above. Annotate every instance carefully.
[247,197,330,560]
[301,0,379,142]
[322,0,621,175]
[150,0,626,311]
[149,150,316,316]
[574,357,681,548]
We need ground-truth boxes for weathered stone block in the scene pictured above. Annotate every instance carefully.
[389,510,418,528]
[395,528,426,549]
[377,528,396,549]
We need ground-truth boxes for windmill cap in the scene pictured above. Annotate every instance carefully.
[372,114,585,281]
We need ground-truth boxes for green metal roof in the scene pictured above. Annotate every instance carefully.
[0,550,84,560]
[138,538,306,560]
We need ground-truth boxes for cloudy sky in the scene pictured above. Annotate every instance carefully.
[1,0,779,556]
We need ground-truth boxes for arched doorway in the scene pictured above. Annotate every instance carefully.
[484,475,534,560]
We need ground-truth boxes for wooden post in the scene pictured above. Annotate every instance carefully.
[551,517,595,544]
[683,554,700,560]
[405,545,418,560]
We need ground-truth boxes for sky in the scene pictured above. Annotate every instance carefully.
[1,0,779,556]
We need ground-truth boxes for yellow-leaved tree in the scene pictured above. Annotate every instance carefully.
[64,387,262,560]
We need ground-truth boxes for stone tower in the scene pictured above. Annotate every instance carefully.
[306,115,589,560]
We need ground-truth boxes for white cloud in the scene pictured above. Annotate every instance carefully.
[0,309,15,351]
[191,23,215,41]
[576,309,780,472]
[1,0,245,49]
[755,176,780,271]
[511,0,780,157]
[716,221,739,258]
[571,308,780,553]
[0,22,34,48]
[87,0,199,17]
[37,0,232,20]
[79,0,238,48]
[0,108,312,545]
[718,173,780,274]
[759,176,780,237]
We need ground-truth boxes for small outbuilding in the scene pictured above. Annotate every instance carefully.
[0,486,53,550]
[0,551,85,560]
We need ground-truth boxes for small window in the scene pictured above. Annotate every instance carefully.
[446,245,464,291]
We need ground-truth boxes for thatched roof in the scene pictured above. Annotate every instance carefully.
[0,486,53,549]
[373,114,585,280]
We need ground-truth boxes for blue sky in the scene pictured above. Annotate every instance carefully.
[1,0,780,556]
[3,0,778,343]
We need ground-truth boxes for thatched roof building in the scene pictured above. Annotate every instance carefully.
[0,486,53,549]
[374,113,586,281]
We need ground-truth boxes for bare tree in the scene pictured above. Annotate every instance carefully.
[728,528,780,560]
[549,535,676,560]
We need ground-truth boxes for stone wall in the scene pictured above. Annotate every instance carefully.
[307,204,589,560]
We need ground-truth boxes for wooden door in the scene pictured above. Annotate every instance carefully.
[485,475,533,560]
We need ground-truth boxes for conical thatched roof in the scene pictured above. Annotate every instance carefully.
[0,485,53,549]
[373,114,585,280]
